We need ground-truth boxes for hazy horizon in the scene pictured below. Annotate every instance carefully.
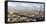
[8,2,44,12]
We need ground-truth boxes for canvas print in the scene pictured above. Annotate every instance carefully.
[6,1,45,23]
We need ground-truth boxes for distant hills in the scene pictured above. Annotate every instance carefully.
[8,6,44,12]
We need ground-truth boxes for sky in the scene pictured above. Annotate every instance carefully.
[8,2,44,11]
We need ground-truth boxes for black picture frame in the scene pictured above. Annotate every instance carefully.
[5,1,45,23]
